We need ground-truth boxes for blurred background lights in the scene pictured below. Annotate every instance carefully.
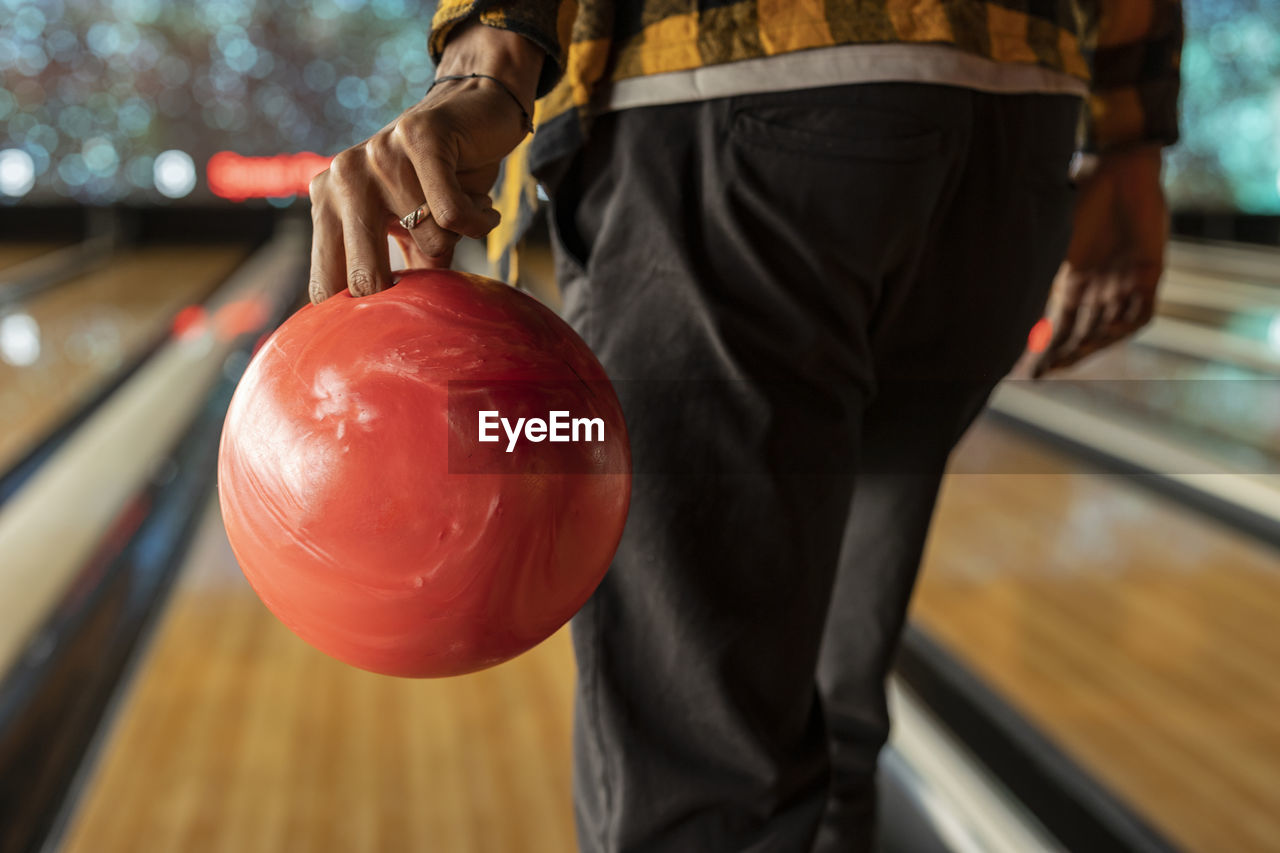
[366,76,391,108]
[335,76,369,109]
[117,99,152,136]
[86,22,123,57]
[9,112,36,140]
[12,6,47,40]
[0,148,36,197]
[0,0,1260,212]
[0,38,17,71]
[154,149,196,198]
[112,0,163,23]
[15,44,49,75]
[24,144,51,177]
[0,313,41,367]
[83,137,120,177]
[125,154,155,188]
[311,0,344,21]
[372,0,408,17]
[1163,5,1280,213]
[57,105,93,140]
[217,28,259,74]
[157,89,192,118]
[157,54,191,86]
[57,154,90,188]
[199,0,253,28]
[25,123,59,153]
[1267,315,1280,355]
[45,29,79,64]
[304,59,336,91]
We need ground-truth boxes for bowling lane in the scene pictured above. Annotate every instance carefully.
[57,496,580,853]
[1165,239,1280,288]
[1021,342,1280,476]
[911,416,1280,853]
[0,243,65,272]
[1157,301,1279,340]
[0,246,249,475]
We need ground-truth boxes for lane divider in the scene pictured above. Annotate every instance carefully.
[886,678,1066,853]
[988,382,1280,541]
[0,224,306,679]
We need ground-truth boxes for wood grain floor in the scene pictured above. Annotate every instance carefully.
[913,418,1280,853]
[0,243,62,272]
[0,246,246,473]
[58,499,579,853]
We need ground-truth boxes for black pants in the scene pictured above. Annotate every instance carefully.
[548,82,1079,853]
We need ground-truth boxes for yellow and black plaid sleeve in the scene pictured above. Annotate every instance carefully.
[1078,0,1183,152]
[429,0,574,97]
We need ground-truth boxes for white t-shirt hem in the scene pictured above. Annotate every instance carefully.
[598,43,1089,113]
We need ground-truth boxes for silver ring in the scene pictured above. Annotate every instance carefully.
[399,204,429,230]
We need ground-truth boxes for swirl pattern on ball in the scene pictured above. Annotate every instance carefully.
[218,269,631,677]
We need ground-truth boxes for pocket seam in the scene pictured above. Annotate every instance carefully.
[732,111,942,161]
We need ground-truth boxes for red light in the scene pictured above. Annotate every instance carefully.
[171,304,207,339]
[215,298,270,340]
[207,151,332,201]
[1027,317,1053,354]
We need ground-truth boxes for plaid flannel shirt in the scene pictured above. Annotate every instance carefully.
[429,0,1183,279]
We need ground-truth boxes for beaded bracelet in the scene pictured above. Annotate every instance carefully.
[428,73,534,135]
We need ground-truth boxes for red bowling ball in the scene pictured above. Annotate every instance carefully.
[217,269,631,677]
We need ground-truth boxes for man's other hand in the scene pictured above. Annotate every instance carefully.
[1025,145,1169,378]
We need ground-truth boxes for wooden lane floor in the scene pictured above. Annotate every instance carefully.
[0,246,248,474]
[912,417,1280,853]
[0,243,64,271]
[57,497,578,853]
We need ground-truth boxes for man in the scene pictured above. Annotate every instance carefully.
[307,2,1181,850]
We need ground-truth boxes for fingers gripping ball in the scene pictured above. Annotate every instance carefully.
[218,269,631,677]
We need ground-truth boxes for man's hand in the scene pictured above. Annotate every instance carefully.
[307,22,543,304]
[1024,145,1169,378]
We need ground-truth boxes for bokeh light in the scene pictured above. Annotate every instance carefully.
[1267,315,1280,355]
[0,313,42,367]
[170,304,208,340]
[153,149,196,198]
[0,148,36,197]
[1164,3,1280,213]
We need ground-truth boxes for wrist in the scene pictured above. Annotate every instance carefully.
[437,21,543,115]
[1071,144,1163,185]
